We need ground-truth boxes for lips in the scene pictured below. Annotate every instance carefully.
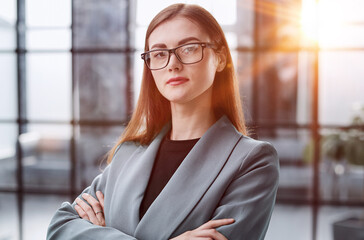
[166,77,189,86]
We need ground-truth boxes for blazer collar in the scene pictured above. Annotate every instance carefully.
[106,123,170,234]
[134,115,243,239]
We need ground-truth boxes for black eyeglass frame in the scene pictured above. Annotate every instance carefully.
[141,42,217,70]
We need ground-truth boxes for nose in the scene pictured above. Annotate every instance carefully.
[167,52,182,72]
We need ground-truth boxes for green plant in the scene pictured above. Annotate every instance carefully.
[304,106,364,166]
[344,129,364,165]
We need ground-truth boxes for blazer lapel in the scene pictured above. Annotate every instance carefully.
[134,116,242,239]
[108,126,169,234]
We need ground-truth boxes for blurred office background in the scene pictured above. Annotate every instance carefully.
[1,0,364,239]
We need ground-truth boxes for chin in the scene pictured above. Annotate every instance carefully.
[168,99,187,104]
[167,96,192,105]
[164,93,189,104]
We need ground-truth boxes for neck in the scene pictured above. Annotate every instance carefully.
[169,102,216,141]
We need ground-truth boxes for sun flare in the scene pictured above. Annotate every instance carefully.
[300,0,348,47]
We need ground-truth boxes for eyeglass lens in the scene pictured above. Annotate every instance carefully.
[146,43,203,70]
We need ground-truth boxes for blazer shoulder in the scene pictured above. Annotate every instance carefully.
[237,135,278,155]
[216,118,278,161]
[109,141,142,165]
[232,136,279,172]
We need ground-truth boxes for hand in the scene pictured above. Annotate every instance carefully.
[75,191,105,226]
[170,218,234,240]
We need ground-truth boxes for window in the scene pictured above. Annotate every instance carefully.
[1,0,363,239]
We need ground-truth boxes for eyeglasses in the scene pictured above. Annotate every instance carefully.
[141,42,216,70]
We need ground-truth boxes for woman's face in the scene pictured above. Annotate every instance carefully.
[148,17,220,106]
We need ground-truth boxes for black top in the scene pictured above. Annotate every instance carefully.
[139,134,199,220]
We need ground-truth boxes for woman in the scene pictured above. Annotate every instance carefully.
[47,4,279,240]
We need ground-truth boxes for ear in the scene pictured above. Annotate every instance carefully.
[216,46,227,72]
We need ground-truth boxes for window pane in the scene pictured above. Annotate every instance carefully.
[0,28,16,50]
[318,0,364,48]
[27,123,72,140]
[0,53,17,119]
[74,53,128,121]
[22,124,71,191]
[320,128,364,202]
[260,129,313,201]
[76,125,124,191]
[26,53,71,121]
[236,0,254,47]
[256,0,301,48]
[296,51,315,125]
[23,194,68,240]
[257,52,299,124]
[26,0,71,27]
[26,29,71,50]
[73,0,128,49]
[320,25,364,48]
[256,52,314,125]
[0,193,19,240]
[134,27,147,50]
[225,32,238,50]
[136,0,237,26]
[319,51,364,125]
[136,0,184,26]
[133,51,143,105]
[0,0,17,26]
[211,0,237,25]
[0,123,17,189]
[265,204,312,240]
[235,51,254,123]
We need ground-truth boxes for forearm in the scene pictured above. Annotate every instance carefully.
[47,202,137,240]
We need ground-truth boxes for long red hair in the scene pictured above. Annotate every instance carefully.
[107,4,247,163]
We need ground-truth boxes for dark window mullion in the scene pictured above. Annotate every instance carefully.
[251,0,260,140]
[16,0,26,239]
[126,0,133,118]
[70,0,77,201]
[311,1,321,239]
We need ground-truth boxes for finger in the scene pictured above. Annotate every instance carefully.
[192,237,212,240]
[74,204,90,221]
[198,219,235,230]
[96,191,105,209]
[194,229,227,240]
[81,193,105,225]
[82,193,103,213]
[75,197,99,224]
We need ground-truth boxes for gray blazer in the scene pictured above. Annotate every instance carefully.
[47,116,279,240]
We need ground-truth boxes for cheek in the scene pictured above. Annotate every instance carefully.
[199,57,218,84]
[204,70,217,86]
[151,72,163,89]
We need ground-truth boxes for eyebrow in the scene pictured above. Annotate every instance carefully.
[150,37,202,50]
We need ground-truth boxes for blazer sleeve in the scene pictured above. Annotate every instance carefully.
[212,141,280,240]
[47,154,137,240]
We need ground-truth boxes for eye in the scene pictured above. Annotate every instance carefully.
[152,51,168,59]
[181,45,198,55]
